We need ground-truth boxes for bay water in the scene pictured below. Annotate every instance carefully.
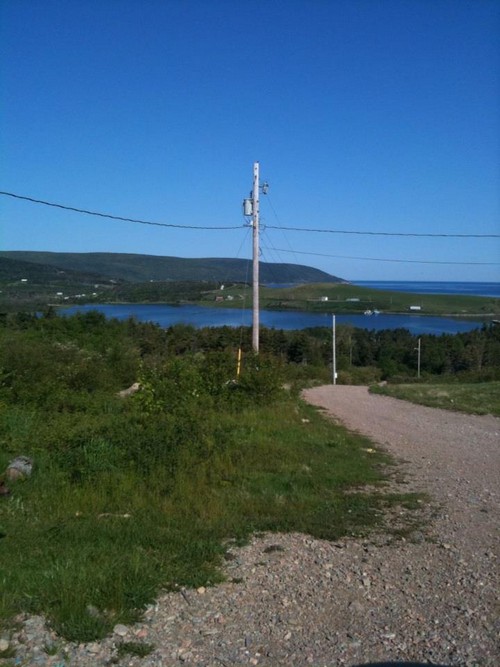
[62,281,498,335]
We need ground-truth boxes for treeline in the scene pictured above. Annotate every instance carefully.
[1,310,499,390]
[95,280,221,303]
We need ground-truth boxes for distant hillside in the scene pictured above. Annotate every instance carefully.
[0,252,342,284]
[0,255,115,285]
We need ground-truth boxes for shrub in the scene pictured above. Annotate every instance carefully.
[337,366,382,385]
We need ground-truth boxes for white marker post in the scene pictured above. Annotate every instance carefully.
[332,315,337,385]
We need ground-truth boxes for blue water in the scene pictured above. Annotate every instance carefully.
[353,281,500,298]
[63,303,487,336]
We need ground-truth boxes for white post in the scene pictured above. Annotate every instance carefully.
[417,337,421,378]
[332,315,337,385]
[252,162,260,353]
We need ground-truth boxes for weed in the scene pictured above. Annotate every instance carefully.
[43,641,62,656]
[115,641,155,659]
[0,644,16,659]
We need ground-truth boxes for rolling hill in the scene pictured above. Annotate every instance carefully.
[0,251,343,284]
[0,255,116,285]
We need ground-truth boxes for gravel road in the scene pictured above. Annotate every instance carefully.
[4,386,499,667]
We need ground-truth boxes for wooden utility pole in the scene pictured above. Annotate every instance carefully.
[252,161,260,353]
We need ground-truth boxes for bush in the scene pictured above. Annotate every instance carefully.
[234,355,285,405]
[337,366,382,385]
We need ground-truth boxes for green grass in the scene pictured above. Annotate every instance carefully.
[370,381,500,416]
[116,642,155,659]
[203,282,499,317]
[0,397,416,643]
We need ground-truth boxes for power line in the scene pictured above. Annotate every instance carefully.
[0,191,242,231]
[262,246,500,266]
[263,195,302,266]
[265,224,499,239]
[2,190,498,238]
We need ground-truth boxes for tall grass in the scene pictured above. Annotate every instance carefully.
[371,381,500,416]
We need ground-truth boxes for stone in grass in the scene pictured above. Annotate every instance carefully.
[6,456,33,481]
[113,624,129,637]
[117,382,141,398]
[0,639,10,652]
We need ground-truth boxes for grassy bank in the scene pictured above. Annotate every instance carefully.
[370,381,500,416]
[0,314,425,643]
[201,282,499,317]
[0,397,408,643]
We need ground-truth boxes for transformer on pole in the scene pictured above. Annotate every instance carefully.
[252,162,260,353]
[242,162,268,354]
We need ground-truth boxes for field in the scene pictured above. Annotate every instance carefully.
[370,381,500,416]
[0,313,423,643]
[202,282,499,317]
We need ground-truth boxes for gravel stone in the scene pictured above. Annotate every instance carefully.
[4,385,499,666]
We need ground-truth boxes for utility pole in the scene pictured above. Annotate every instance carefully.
[243,162,268,353]
[252,162,260,353]
[415,337,421,378]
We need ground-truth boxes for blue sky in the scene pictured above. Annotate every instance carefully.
[1,0,499,281]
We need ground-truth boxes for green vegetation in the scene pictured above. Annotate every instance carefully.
[0,312,422,643]
[371,381,500,416]
[0,251,339,284]
[207,282,499,317]
[116,642,155,659]
[1,253,497,319]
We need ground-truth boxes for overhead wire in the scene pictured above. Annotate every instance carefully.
[0,191,242,231]
[261,246,500,266]
[2,190,498,237]
[264,224,499,239]
[263,194,302,265]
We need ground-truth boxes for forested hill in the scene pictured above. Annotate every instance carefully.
[0,255,114,284]
[0,251,342,284]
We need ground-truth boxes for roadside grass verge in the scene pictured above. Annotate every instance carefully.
[370,381,500,416]
[0,397,416,643]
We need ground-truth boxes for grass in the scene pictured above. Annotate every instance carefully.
[0,396,419,644]
[370,380,500,416]
[203,282,499,317]
[115,641,155,659]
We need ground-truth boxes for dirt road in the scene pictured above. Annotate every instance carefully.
[303,385,500,560]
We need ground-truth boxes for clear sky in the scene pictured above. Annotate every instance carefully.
[1,0,499,281]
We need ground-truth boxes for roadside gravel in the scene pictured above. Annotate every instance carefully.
[3,386,499,667]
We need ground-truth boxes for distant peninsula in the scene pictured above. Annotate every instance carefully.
[0,251,342,284]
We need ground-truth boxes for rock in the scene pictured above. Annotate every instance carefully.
[134,628,149,638]
[0,638,10,652]
[86,605,100,618]
[113,624,129,637]
[6,456,33,481]
[117,382,141,398]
